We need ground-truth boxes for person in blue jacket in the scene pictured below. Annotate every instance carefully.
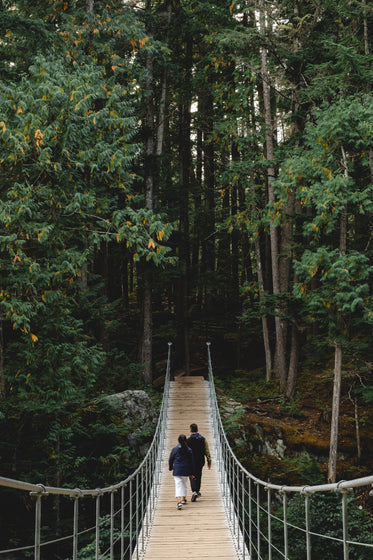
[169,434,195,510]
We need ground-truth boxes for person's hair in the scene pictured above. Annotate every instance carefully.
[178,434,189,453]
[190,423,198,433]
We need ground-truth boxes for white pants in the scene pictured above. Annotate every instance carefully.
[173,476,189,498]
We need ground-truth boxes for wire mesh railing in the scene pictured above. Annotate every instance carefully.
[0,342,172,560]
[2,342,373,560]
[206,342,373,560]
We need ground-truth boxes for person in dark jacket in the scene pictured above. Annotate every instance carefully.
[169,434,195,510]
[187,423,211,501]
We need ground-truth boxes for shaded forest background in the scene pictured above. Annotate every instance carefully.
[1,0,373,508]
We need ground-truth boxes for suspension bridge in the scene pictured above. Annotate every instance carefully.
[1,342,373,560]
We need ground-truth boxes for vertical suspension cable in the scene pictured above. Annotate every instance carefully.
[236,463,240,540]
[248,477,252,560]
[242,471,245,560]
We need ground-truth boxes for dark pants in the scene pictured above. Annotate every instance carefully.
[191,466,203,493]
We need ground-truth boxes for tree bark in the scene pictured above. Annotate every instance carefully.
[328,146,348,482]
[286,320,299,401]
[259,0,287,389]
[250,182,272,380]
[175,31,193,373]
[139,0,154,384]
[328,341,342,483]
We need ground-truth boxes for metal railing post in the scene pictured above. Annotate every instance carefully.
[121,485,125,560]
[257,482,261,559]
[341,489,350,560]
[136,473,139,560]
[72,493,79,560]
[282,489,288,560]
[110,490,115,560]
[304,492,311,560]
[4,344,373,560]
[95,493,100,560]
[33,493,42,560]
[0,343,174,560]
[267,486,272,560]
[241,470,245,559]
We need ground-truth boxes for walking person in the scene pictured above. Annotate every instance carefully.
[187,423,211,501]
[169,434,195,510]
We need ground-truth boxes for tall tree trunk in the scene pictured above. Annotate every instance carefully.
[362,0,373,181]
[175,33,192,373]
[259,0,286,388]
[156,1,171,157]
[199,87,215,311]
[250,180,272,380]
[230,144,242,313]
[139,0,154,384]
[286,319,299,401]
[193,128,203,308]
[328,341,343,483]
[328,146,348,482]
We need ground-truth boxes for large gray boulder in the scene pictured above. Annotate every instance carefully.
[102,390,157,426]
[99,390,158,457]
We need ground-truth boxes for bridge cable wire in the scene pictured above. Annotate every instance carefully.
[1,341,373,559]
[206,341,373,560]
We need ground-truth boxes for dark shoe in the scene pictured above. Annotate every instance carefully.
[181,500,187,505]
[177,502,182,510]
[191,492,197,502]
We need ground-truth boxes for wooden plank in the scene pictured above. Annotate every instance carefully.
[136,377,240,560]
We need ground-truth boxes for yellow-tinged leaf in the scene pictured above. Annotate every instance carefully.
[156,230,164,241]
[116,233,120,242]
[230,3,234,15]
[17,107,23,114]
[148,239,155,249]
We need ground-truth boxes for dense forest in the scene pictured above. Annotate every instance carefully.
[1,0,373,511]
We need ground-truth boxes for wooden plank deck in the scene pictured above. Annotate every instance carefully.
[138,376,240,560]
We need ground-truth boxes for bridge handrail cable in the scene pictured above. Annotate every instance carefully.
[206,342,373,560]
[0,342,173,560]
